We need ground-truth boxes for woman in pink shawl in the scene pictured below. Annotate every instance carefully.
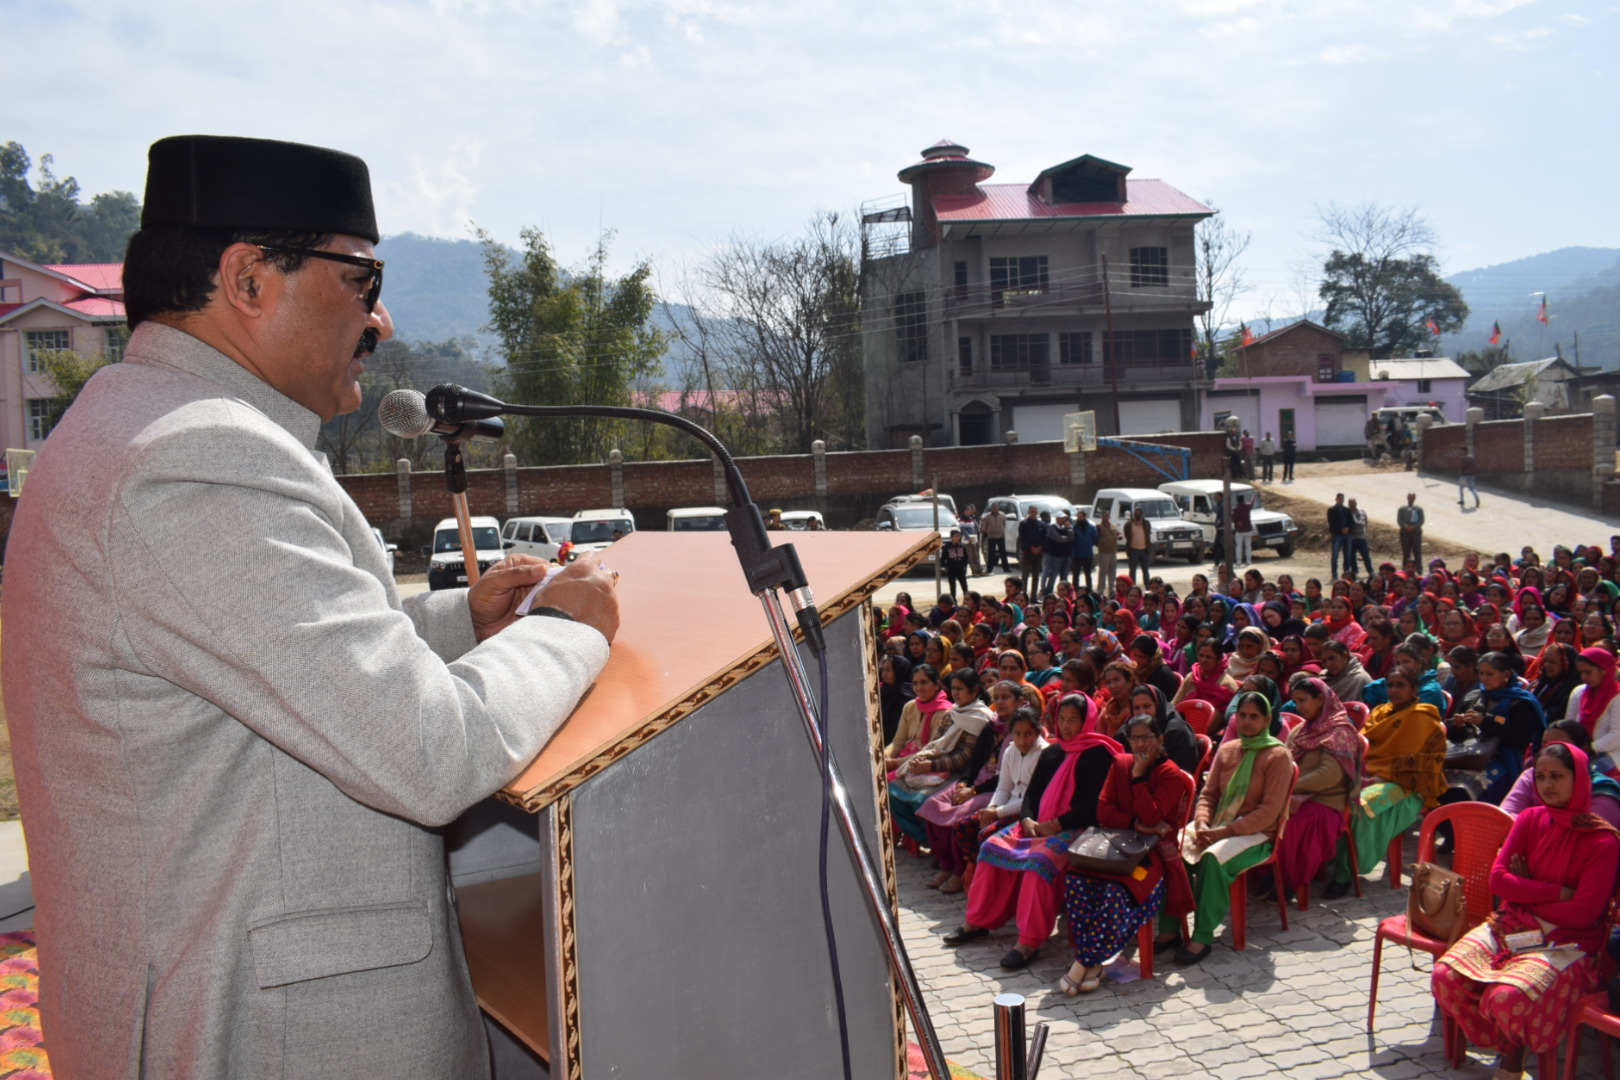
[1434,744,1620,1078]
[1273,677,1361,901]
[941,694,1119,970]
[1172,639,1240,714]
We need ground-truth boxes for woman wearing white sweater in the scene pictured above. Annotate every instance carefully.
[1570,647,1620,775]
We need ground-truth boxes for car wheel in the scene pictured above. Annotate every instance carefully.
[1277,543,1295,559]
[1187,549,1203,564]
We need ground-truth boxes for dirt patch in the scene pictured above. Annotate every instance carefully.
[1261,487,1478,564]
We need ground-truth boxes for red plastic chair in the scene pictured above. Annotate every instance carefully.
[1177,699,1216,737]
[1282,713,1305,738]
[1192,734,1214,788]
[1345,701,1370,730]
[1225,763,1298,951]
[1367,802,1513,1033]
[1560,992,1620,1080]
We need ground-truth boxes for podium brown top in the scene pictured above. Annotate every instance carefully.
[498,529,933,812]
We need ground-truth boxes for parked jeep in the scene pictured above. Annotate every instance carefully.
[1157,479,1301,559]
[1086,488,1205,563]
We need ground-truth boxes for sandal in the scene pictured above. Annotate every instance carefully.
[926,870,950,889]
[939,875,964,894]
[1059,963,1104,995]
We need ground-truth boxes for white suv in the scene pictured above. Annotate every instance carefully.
[1158,480,1301,559]
[501,516,573,562]
[568,509,636,558]
[1087,488,1205,563]
[424,516,505,589]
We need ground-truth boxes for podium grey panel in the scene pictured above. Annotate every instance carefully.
[568,607,896,1078]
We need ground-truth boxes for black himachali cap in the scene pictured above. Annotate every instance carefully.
[141,135,379,243]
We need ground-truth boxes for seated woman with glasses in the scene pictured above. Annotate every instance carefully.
[1058,710,1194,994]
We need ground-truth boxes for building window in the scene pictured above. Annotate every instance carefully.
[1129,247,1169,287]
[27,399,56,441]
[1058,332,1092,365]
[1316,354,1336,382]
[989,256,1048,304]
[989,334,1049,373]
[104,325,129,362]
[1102,328,1193,366]
[958,337,973,374]
[894,292,928,363]
[953,261,969,301]
[1417,379,1432,394]
[24,329,71,372]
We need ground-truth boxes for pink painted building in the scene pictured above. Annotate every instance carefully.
[0,250,125,454]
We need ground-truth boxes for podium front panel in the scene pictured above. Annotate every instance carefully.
[567,604,898,1078]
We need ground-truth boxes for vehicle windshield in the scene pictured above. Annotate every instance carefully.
[671,515,726,532]
[436,527,501,553]
[572,519,633,544]
[1137,499,1181,520]
[1020,498,1069,517]
[894,507,945,529]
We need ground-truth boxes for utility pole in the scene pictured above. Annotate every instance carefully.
[1102,253,1120,436]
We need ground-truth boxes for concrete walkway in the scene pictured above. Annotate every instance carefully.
[1279,469,1612,560]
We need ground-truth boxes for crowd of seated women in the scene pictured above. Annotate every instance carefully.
[875,540,1620,1075]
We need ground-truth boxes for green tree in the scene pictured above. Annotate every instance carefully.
[1315,202,1469,359]
[34,348,113,428]
[480,227,665,466]
[0,141,142,263]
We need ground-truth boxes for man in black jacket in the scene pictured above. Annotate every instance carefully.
[1017,506,1047,597]
[1327,493,1353,579]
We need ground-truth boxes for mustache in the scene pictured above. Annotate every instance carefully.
[354,328,380,359]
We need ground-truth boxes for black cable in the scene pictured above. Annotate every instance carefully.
[816,645,853,1080]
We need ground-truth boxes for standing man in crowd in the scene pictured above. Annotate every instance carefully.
[1124,506,1153,585]
[1040,512,1075,597]
[1224,422,1244,481]
[981,502,1009,572]
[1397,492,1425,569]
[1241,428,1256,480]
[1258,431,1277,483]
[958,503,983,576]
[940,528,971,600]
[1459,448,1481,508]
[1328,492,1354,579]
[1281,430,1297,482]
[0,135,622,1077]
[1017,504,1046,597]
[1348,497,1374,577]
[1096,508,1120,589]
[1231,491,1254,567]
[1072,508,1099,592]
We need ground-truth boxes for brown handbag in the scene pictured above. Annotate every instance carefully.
[1407,860,1468,948]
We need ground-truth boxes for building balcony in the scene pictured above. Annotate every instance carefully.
[943,282,1210,320]
[949,360,1205,392]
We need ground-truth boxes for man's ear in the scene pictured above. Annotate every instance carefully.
[217,243,273,318]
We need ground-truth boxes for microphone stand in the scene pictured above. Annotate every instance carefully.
[424,386,951,1080]
[443,425,486,588]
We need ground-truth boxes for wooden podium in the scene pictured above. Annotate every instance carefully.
[444,530,932,1079]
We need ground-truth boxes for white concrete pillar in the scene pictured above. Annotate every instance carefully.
[609,448,625,508]
[396,458,412,523]
[503,452,520,515]
[909,435,925,489]
[1523,401,1546,474]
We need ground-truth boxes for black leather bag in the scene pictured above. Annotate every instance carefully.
[1066,827,1154,876]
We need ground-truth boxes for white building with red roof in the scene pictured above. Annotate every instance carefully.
[0,251,126,453]
[862,141,1213,447]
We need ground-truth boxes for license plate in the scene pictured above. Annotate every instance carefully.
[456,575,468,584]
[1172,541,1192,549]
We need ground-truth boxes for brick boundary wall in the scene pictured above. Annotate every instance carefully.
[1420,410,1602,507]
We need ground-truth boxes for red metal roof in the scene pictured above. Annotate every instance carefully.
[932,180,1212,223]
[43,263,123,292]
[62,296,125,317]
[0,303,20,319]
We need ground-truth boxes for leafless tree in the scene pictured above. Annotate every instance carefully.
[1194,205,1251,362]
[1314,201,1436,265]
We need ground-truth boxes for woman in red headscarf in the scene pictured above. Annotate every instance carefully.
[1433,743,1620,1078]
[1172,639,1241,714]
[1571,648,1620,776]
[1322,596,1366,652]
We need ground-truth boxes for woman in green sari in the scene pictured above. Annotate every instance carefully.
[1174,692,1294,965]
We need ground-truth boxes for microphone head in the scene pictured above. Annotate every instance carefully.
[378,388,433,438]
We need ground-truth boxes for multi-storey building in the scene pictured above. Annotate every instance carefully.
[0,250,125,453]
[861,141,1212,448]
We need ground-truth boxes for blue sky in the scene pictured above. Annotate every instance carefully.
[8,0,1617,323]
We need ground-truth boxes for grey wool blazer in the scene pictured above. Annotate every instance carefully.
[2,323,610,1079]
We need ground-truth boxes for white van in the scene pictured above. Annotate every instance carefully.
[1085,488,1205,563]
[568,509,636,557]
[1157,479,1301,559]
[667,506,728,531]
[424,516,505,590]
[501,516,574,562]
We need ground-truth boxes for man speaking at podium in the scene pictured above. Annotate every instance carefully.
[1,136,619,1077]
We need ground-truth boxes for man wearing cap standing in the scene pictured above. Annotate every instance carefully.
[1,136,620,1078]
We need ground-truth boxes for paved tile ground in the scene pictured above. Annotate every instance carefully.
[891,832,1612,1080]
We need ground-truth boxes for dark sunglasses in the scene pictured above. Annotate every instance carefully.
[257,245,384,311]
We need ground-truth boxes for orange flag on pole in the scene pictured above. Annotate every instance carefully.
[1489,321,1502,345]
[1240,323,1254,347]
[1537,297,1549,325]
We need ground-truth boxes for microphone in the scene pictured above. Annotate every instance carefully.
[378,389,505,442]
[426,384,505,425]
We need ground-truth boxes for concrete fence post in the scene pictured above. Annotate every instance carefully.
[712,454,728,505]
[396,458,412,523]
[1068,447,1087,492]
[1415,414,1433,472]
[1523,401,1546,475]
[909,435,925,489]
[503,452,520,515]
[609,449,625,508]
[1593,396,1616,510]
[1465,407,1483,459]
[1005,430,1020,444]
[811,440,828,499]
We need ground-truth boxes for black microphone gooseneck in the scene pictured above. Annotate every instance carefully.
[414,383,950,1080]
